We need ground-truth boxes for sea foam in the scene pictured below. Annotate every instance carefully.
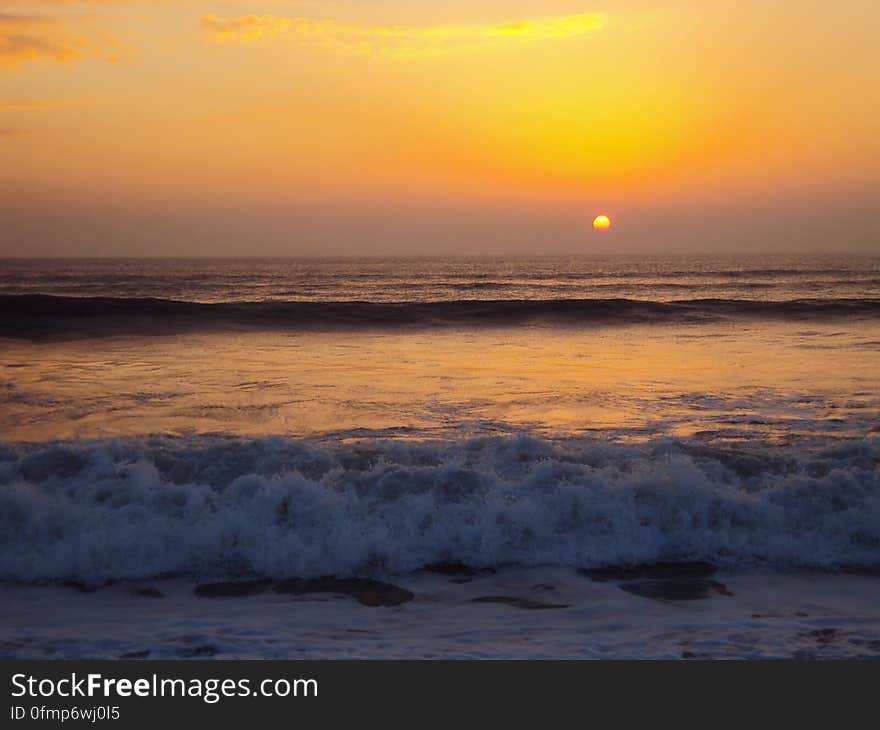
[1,435,878,583]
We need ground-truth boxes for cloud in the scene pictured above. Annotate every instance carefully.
[0,127,29,136]
[0,14,85,67]
[2,1,143,5]
[0,99,53,109]
[202,14,293,43]
[200,12,604,55]
[0,12,130,69]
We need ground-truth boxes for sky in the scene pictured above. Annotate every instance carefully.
[0,0,878,256]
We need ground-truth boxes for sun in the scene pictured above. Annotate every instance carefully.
[592,214,612,230]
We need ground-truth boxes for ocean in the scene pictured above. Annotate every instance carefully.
[1,255,879,658]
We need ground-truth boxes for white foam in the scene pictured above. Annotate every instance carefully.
[1,435,878,582]
[2,570,880,659]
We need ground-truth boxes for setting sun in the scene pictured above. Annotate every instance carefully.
[593,214,612,230]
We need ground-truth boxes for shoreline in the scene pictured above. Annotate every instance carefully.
[2,567,879,659]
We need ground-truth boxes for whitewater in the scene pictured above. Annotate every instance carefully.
[2,435,879,583]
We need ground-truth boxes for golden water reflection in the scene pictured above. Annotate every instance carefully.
[1,321,878,444]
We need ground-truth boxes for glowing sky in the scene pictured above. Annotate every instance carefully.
[1,1,878,255]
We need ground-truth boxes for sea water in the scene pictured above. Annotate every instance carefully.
[1,255,878,658]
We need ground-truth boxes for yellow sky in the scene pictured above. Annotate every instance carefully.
[1,0,878,255]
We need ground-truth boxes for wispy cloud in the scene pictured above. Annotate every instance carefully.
[0,12,130,69]
[0,13,85,67]
[202,14,293,43]
[201,12,604,56]
[2,1,143,6]
[0,99,53,109]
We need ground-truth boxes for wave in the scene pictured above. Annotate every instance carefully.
[1,295,878,338]
[0,435,878,583]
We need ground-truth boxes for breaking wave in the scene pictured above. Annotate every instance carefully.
[1,435,878,583]
[1,295,878,338]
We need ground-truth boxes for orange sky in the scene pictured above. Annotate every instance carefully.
[1,0,878,255]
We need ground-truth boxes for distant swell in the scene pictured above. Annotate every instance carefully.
[0,435,878,583]
[1,295,878,338]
